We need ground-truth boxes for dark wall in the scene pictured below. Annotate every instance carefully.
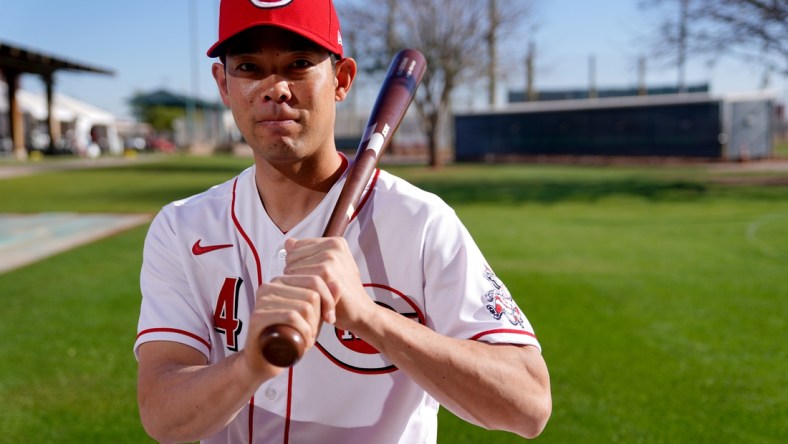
[455,102,722,160]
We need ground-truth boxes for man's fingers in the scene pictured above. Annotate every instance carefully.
[269,275,336,325]
[283,239,346,288]
[257,283,319,343]
[284,237,346,268]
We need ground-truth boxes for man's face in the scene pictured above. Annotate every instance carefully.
[212,27,349,165]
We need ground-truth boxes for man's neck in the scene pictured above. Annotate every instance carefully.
[253,150,345,233]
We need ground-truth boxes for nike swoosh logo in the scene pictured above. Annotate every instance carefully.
[192,239,234,256]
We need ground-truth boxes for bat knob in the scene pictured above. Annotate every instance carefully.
[259,325,305,368]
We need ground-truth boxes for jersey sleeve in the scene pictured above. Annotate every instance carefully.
[421,204,541,351]
[134,207,212,360]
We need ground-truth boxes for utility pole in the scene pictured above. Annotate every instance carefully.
[638,56,647,96]
[385,0,399,61]
[525,41,536,101]
[487,0,499,106]
[677,0,688,93]
[588,54,597,99]
[187,0,199,148]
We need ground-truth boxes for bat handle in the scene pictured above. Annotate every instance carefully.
[259,325,305,367]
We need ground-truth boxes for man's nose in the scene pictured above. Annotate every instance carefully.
[264,78,291,103]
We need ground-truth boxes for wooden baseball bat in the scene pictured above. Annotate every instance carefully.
[259,49,427,368]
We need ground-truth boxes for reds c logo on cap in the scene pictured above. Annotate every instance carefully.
[249,0,294,8]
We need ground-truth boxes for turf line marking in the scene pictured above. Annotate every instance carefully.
[745,213,788,262]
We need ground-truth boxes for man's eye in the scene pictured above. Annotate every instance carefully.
[236,63,258,72]
[291,59,313,69]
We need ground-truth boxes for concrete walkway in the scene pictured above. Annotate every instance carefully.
[0,212,150,274]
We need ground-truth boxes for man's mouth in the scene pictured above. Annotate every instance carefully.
[255,115,299,127]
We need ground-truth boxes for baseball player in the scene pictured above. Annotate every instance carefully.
[134,1,551,443]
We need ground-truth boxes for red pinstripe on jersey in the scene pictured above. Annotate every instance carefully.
[231,178,262,287]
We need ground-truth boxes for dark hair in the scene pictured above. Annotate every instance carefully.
[329,53,338,72]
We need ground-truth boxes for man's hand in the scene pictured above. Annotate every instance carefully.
[247,272,334,372]
[281,237,378,334]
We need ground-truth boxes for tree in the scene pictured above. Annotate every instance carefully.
[339,0,533,168]
[640,0,788,85]
[486,0,534,106]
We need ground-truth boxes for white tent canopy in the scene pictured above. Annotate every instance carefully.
[1,80,121,154]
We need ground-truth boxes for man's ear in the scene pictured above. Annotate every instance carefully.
[212,62,231,107]
[335,57,357,102]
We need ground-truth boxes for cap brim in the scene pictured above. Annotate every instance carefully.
[207,22,341,58]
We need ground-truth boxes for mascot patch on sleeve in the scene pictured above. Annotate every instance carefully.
[481,266,525,328]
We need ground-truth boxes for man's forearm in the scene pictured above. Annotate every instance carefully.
[351,307,552,438]
[137,344,274,443]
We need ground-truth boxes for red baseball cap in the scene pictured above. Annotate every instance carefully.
[207,0,343,58]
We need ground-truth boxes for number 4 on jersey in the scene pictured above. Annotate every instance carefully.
[214,277,244,351]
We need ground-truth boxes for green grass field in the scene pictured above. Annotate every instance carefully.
[0,155,786,443]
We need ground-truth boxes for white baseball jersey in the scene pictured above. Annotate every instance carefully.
[135,161,541,444]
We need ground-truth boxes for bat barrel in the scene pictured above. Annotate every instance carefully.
[325,49,426,236]
[322,150,378,237]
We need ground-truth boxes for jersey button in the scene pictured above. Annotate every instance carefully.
[265,388,277,400]
[277,249,287,260]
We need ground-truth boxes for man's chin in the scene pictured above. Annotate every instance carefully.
[251,142,310,164]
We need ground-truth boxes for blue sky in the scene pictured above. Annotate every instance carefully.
[1,0,783,119]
